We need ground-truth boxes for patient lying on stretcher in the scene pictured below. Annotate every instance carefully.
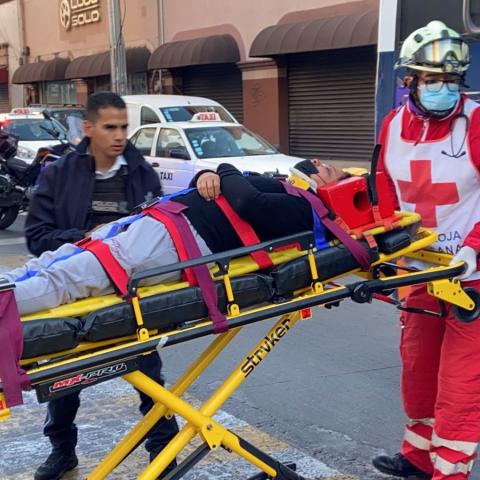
[2,161,350,315]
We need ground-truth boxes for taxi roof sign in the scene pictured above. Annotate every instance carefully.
[9,107,42,115]
[191,112,221,122]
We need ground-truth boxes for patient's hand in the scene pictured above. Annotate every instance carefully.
[197,172,221,201]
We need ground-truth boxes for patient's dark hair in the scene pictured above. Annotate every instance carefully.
[85,92,126,121]
[293,159,318,176]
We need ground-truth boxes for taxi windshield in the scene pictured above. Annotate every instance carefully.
[184,126,278,159]
[161,106,235,123]
[2,118,67,141]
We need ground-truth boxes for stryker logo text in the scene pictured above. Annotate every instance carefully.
[241,318,291,377]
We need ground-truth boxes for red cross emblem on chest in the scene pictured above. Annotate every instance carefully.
[397,160,459,228]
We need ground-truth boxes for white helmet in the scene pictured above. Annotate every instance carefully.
[396,21,469,74]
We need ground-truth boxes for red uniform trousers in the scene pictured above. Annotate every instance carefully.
[400,281,480,479]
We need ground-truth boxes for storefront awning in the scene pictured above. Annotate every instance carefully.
[250,10,378,57]
[148,34,240,69]
[12,58,70,84]
[65,47,150,79]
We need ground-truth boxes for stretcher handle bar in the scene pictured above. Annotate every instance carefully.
[127,231,315,293]
[18,262,462,389]
[381,260,467,276]
[365,262,464,291]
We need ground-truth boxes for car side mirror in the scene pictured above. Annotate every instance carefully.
[169,148,190,160]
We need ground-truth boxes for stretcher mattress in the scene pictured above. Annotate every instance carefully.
[19,226,418,360]
[272,228,415,297]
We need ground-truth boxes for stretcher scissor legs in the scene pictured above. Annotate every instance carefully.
[88,328,240,479]
[87,312,307,480]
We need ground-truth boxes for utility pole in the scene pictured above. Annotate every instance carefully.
[155,0,165,93]
[108,0,128,94]
[16,0,27,106]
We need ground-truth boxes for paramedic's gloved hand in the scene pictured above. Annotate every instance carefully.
[197,172,221,201]
[450,246,479,280]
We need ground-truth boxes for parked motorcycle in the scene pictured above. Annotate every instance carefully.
[0,131,37,229]
[0,112,77,229]
[35,110,80,167]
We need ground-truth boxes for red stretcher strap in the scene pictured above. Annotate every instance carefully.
[215,195,273,269]
[150,201,228,333]
[80,239,130,297]
[144,207,197,286]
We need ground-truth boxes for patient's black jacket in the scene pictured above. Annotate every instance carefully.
[174,163,314,253]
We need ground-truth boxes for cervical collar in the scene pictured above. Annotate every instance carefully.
[287,160,318,191]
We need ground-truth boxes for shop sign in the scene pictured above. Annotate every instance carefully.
[60,0,101,31]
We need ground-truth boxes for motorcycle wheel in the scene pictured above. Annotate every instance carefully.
[0,206,19,229]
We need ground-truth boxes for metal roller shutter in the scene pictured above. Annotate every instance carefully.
[0,84,9,112]
[288,47,376,162]
[181,65,244,123]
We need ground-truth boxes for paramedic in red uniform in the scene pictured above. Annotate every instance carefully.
[372,21,480,480]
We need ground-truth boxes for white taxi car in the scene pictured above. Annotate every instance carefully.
[0,109,67,163]
[129,113,303,194]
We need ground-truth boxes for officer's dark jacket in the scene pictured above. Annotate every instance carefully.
[25,137,162,256]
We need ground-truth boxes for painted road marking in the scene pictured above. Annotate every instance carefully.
[0,237,26,246]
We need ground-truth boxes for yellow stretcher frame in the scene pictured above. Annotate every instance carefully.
[1,213,477,479]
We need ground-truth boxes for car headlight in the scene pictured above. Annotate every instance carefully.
[16,145,36,160]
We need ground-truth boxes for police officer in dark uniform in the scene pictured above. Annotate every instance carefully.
[26,92,179,480]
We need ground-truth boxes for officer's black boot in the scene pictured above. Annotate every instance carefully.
[40,392,80,480]
[372,452,431,479]
[34,448,78,480]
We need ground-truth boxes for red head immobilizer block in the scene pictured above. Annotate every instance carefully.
[316,173,395,230]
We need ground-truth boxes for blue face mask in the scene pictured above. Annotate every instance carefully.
[418,83,460,113]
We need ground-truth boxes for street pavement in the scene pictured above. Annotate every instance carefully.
[1,216,478,479]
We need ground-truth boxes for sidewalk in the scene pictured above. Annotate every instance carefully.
[0,254,29,273]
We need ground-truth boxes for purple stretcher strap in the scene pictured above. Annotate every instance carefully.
[0,288,30,407]
[154,202,229,333]
[281,182,372,271]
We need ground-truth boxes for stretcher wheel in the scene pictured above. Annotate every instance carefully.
[452,287,480,323]
[351,284,372,303]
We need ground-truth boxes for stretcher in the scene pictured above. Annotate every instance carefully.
[3,160,480,480]
[1,210,479,480]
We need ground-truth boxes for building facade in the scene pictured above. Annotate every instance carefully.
[10,0,379,161]
[12,0,160,106]
[158,0,378,160]
[0,0,24,109]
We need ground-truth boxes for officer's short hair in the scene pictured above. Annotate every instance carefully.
[86,92,126,121]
